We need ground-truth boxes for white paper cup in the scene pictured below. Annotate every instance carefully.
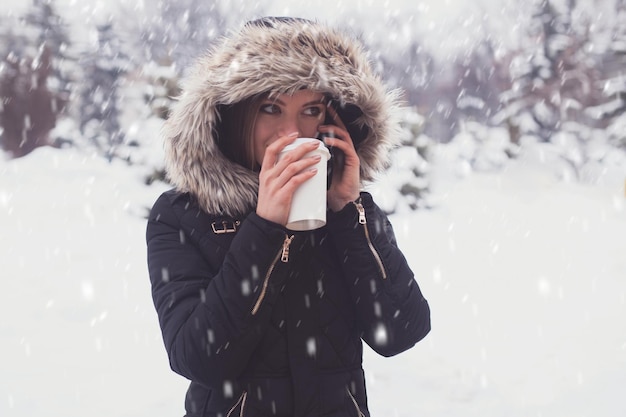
[278,138,331,231]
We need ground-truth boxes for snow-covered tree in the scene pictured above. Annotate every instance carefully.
[119,0,266,68]
[495,0,604,141]
[588,0,626,147]
[116,61,179,180]
[454,41,510,128]
[369,108,434,213]
[21,0,72,106]
[0,0,70,158]
[73,21,132,161]
[0,45,57,158]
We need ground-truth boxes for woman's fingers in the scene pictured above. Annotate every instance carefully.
[316,112,361,211]
[257,137,324,225]
[318,125,358,163]
[264,152,321,191]
[261,131,299,168]
[261,140,320,181]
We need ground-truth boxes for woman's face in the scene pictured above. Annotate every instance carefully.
[252,89,326,166]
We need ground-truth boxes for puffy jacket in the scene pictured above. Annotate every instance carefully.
[146,17,430,417]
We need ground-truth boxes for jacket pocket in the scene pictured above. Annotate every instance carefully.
[346,387,366,417]
[226,391,248,417]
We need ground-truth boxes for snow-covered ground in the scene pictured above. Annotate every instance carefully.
[1,145,625,416]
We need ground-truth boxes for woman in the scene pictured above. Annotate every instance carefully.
[146,17,430,417]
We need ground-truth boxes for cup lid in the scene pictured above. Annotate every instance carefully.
[280,138,330,159]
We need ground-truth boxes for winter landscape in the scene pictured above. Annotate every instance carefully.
[1,0,626,416]
[2,134,625,417]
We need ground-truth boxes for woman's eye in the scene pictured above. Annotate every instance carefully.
[260,104,280,114]
[303,106,322,116]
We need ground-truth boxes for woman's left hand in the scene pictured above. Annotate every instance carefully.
[319,106,361,212]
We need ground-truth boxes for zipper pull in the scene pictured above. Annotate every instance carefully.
[354,200,366,225]
[281,235,295,263]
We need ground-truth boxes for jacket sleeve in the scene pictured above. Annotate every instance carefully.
[146,192,290,387]
[325,192,431,357]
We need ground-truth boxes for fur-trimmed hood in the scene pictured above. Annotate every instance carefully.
[162,17,403,217]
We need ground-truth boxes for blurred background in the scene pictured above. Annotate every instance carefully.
[1,1,625,416]
[1,0,624,206]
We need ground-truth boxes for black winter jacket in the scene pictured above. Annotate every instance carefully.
[147,190,430,417]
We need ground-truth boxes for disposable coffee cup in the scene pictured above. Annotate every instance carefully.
[278,138,331,231]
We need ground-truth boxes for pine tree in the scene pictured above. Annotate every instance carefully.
[596,0,626,148]
[0,45,56,157]
[490,0,626,182]
[76,21,130,161]
[496,0,603,141]
[0,0,70,158]
[22,0,72,107]
[120,0,264,68]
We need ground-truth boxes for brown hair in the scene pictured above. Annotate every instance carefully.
[215,94,265,171]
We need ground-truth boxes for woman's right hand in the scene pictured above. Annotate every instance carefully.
[256,132,322,226]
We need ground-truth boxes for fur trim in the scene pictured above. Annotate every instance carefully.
[163,17,403,217]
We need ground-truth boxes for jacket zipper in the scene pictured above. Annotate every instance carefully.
[251,234,294,315]
[346,388,366,417]
[226,391,247,417]
[354,199,387,280]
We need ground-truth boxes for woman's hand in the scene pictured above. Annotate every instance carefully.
[320,106,361,212]
[256,132,323,226]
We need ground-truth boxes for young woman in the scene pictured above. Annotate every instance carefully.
[146,17,430,417]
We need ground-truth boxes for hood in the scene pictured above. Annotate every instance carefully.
[162,17,404,217]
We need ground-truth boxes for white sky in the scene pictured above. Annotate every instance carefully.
[0,0,529,59]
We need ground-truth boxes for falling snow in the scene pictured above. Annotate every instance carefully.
[1,0,626,416]
[223,380,233,398]
[306,337,316,357]
[2,124,626,417]
[373,323,389,347]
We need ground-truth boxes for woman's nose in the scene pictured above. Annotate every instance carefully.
[277,116,301,136]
